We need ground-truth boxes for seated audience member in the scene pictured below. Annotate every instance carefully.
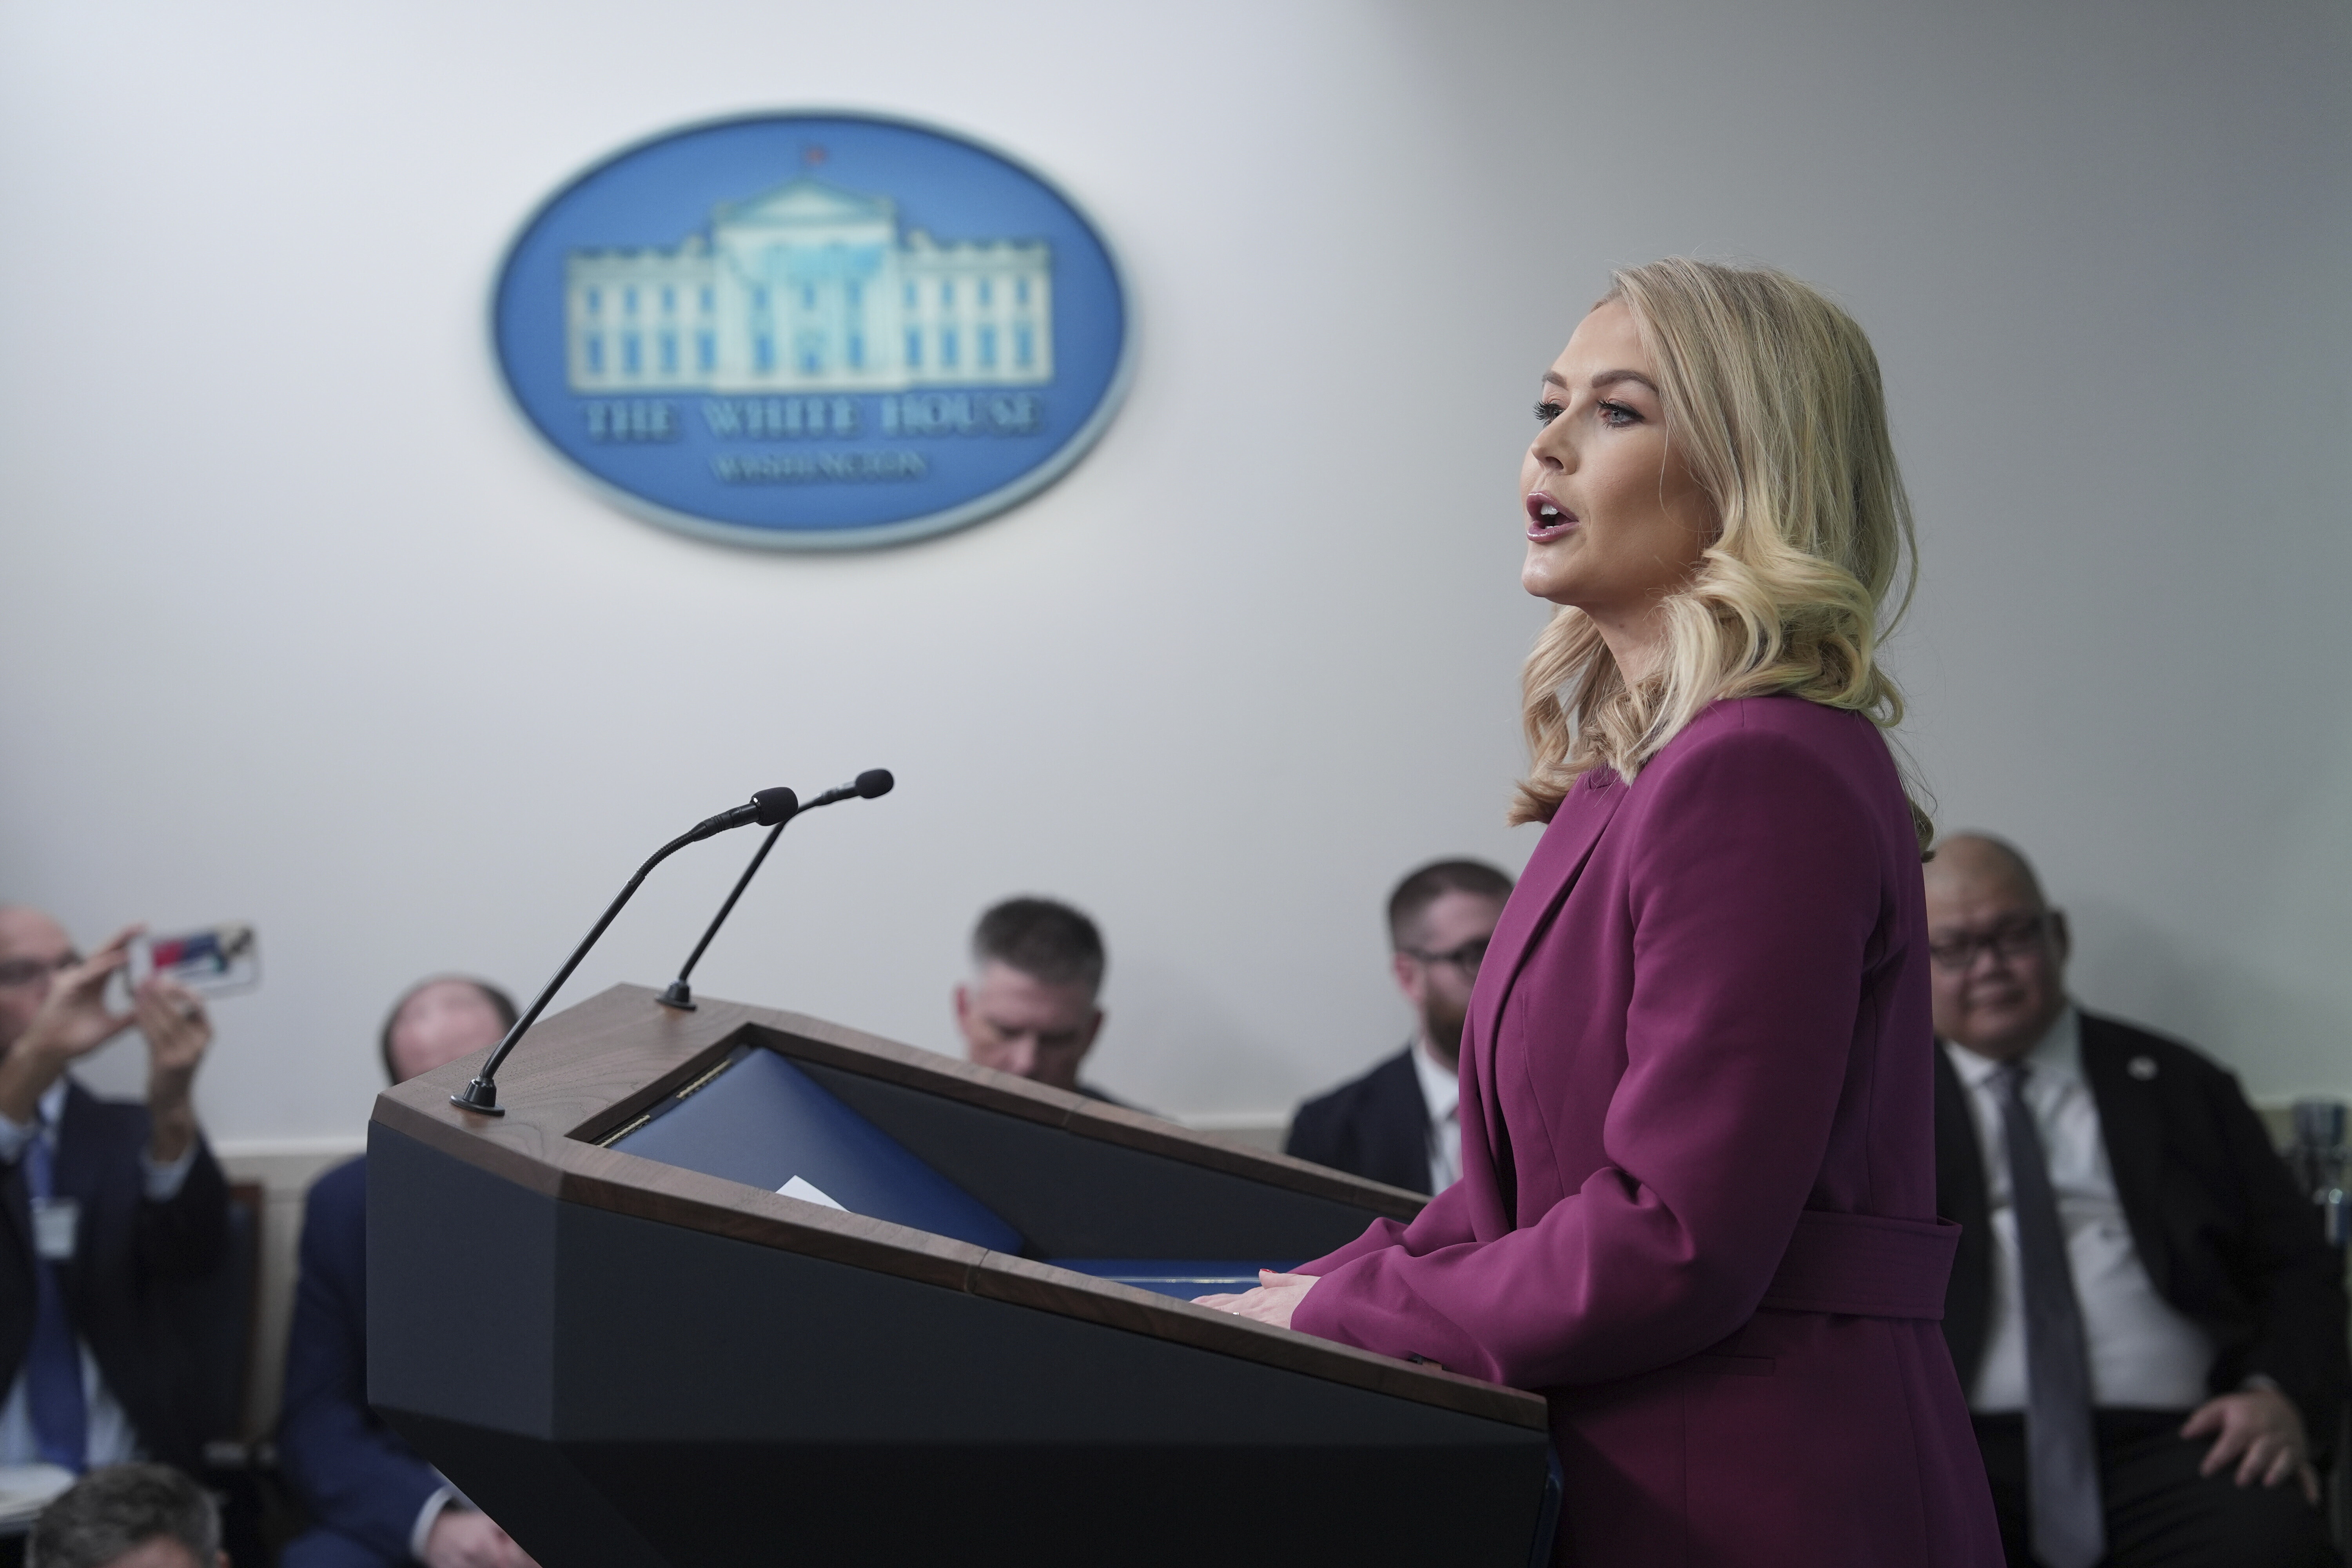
[0,908,228,1475]
[27,1463,224,1568]
[1285,860,1512,1193]
[1928,835,2346,1568]
[953,898,1124,1102]
[278,977,539,1568]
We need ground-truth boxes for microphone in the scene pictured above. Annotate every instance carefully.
[450,786,799,1116]
[656,769,895,1012]
[685,786,802,841]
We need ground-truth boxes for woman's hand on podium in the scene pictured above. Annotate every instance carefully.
[1194,1269,1318,1329]
[425,1507,540,1568]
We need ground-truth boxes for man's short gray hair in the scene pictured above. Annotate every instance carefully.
[29,1465,220,1568]
[971,896,1105,995]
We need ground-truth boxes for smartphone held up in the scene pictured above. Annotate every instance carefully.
[127,924,260,998]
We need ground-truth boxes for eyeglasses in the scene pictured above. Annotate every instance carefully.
[0,953,80,989]
[1403,936,1489,975]
[1927,916,2049,973]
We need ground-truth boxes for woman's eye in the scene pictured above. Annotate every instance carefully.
[1597,400,1641,427]
[1533,399,1565,425]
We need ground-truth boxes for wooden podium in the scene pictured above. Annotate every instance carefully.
[368,985,1555,1566]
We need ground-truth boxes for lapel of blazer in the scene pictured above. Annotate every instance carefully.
[0,1122,29,1262]
[1933,1044,1988,1228]
[1932,1044,1991,1382]
[2080,1011,2171,1295]
[1471,774,1626,1052]
[1377,1047,1432,1195]
[1464,774,1626,1177]
[53,1080,106,1207]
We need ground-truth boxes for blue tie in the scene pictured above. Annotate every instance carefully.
[23,1125,88,1472]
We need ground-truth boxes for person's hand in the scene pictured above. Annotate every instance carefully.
[423,1507,539,1568]
[2182,1386,2319,1503]
[0,927,142,1123]
[1193,1270,1318,1329]
[133,975,212,1165]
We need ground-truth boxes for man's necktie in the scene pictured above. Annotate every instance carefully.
[23,1125,89,1471]
[1995,1061,2103,1568]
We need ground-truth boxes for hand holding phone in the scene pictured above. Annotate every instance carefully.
[127,924,261,997]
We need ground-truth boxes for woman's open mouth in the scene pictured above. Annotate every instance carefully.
[1525,492,1577,543]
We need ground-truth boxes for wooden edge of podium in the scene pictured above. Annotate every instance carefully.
[371,985,1548,1433]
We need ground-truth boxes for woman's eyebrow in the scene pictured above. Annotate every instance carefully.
[1540,368,1659,393]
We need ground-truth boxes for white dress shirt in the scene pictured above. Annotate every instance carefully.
[1943,1008,2216,1412]
[1410,1037,1462,1194]
[0,1078,199,1466]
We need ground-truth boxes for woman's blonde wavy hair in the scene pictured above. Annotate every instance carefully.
[1510,258,1931,850]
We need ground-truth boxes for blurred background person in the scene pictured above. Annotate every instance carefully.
[277,976,541,1568]
[0,908,227,1478]
[26,1463,225,1568]
[1286,860,1513,1193]
[953,897,1126,1103]
[1928,834,2344,1568]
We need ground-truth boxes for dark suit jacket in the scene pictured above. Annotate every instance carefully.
[0,1079,229,1471]
[1285,1047,1430,1194]
[279,1154,443,1563]
[1935,1011,2350,1447]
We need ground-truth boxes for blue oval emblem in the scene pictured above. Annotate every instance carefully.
[492,113,1132,550]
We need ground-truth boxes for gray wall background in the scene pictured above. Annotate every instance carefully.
[1,0,2345,1144]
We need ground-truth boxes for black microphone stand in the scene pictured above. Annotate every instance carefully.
[656,768,895,1013]
[656,820,785,1012]
[450,788,797,1116]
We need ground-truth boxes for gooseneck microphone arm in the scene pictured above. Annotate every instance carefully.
[449,786,799,1116]
[657,769,894,1013]
[655,822,786,1011]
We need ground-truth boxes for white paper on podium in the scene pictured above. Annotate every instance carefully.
[776,1175,848,1211]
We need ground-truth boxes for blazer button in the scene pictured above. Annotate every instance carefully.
[2127,1055,2158,1081]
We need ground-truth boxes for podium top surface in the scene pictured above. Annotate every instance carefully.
[372,984,1547,1432]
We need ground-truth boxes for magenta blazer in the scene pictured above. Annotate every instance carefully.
[1293,696,2002,1567]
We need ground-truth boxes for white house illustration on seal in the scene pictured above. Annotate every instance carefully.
[564,175,1053,394]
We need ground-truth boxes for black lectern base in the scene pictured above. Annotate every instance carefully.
[369,993,1557,1568]
[390,1412,1548,1566]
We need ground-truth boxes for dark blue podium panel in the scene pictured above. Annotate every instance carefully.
[609,1041,1314,1299]
[789,1055,1384,1259]
[609,1044,1023,1253]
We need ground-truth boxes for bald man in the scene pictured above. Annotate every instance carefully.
[278,977,541,1568]
[1926,836,2345,1568]
[0,906,229,1475]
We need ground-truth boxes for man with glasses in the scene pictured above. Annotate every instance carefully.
[1927,836,2343,1568]
[0,907,229,1478]
[1286,860,1512,1194]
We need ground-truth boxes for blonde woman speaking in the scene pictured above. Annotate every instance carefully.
[1203,261,2002,1566]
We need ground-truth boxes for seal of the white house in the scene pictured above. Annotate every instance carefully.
[491,113,1132,550]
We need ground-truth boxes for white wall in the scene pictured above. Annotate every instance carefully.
[1,0,2345,1150]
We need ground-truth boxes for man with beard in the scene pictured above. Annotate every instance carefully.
[1285,860,1512,1194]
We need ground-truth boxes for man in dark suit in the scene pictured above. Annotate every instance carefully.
[0,907,228,1476]
[278,976,539,1568]
[1928,835,2345,1568]
[1285,860,1513,1194]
